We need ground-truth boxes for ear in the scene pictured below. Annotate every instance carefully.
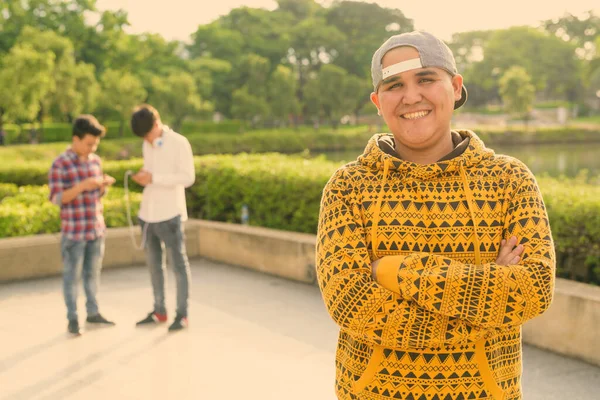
[370,92,381,114]
[452,74,463,101]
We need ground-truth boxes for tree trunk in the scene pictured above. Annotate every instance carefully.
[36,104,45,143]
[0,109,5,145]
[173,116,184,133]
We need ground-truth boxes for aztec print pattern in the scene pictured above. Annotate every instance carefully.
[316,130,555,400]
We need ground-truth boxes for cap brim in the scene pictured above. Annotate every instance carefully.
[454,85,468,110]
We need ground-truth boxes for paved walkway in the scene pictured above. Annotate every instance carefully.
[1,259,599,400]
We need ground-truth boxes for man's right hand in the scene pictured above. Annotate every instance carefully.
[496,236,524,266]
[80,177,103,192]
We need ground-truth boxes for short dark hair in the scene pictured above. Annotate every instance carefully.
[131,104,160,137]
[72,115,106,139]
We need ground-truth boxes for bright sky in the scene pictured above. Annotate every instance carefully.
[94,0,600,42]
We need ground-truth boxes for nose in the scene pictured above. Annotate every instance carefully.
[401,83,423,105]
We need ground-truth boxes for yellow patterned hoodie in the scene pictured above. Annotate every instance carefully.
[316,130,555,400]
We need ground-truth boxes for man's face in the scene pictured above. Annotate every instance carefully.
[72,134,100,158]
[370,46,463,154]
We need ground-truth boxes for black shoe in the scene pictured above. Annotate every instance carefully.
[86,314,116,325]
[136,311,168,326]
[68,320,81,335]
[168,315,188,332]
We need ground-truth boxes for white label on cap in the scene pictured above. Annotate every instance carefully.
[382,58,423,80]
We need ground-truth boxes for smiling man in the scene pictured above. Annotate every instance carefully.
[316,31,555,400]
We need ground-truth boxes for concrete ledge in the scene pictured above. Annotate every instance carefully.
[0,225,200,282]
[1,219,599,367]
[522,278,600,366]
[191,220,316,284]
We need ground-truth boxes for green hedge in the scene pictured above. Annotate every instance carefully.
[2,154,600,285]
[0,126,372,163]
[468,126,600,145]
[539,174,600,284]
[2,125,600,165]
[1,120,246,143]
[0,183,141,237]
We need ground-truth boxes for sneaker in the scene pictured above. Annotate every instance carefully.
[68,320,81,335]
[168,315,188,332]
[86,314,116,325]
[136,311,168,326]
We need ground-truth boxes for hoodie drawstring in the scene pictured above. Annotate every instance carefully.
[460,165,482,265]
[371,159,391,260]
[371,160,481,266]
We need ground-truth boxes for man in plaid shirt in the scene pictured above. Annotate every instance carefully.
[48,115,117,335]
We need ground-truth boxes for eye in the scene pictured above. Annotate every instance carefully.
[389,82,403,90]
[419,78,434,84]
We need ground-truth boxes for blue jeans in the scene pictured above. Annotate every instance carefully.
[61,236,105,321]
[140,215,191,317]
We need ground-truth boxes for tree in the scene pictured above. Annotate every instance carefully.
[187,57,232,117]
[303,64,364,128]
[0,44,54,136]
[325,1,414,78]
[499,66,535,120]
[150,71,207,132]
[230,87,270,128]
[188,22,245,63]
[15,27,81,132]
[71,63,101,120]
[228,54,272,125]
[267,65,299,127]
[0,0,95,57]
[276,0,320,20]
[237,54,271,98]
[585,66,600,113]
[219,7,292,69]
[99,69,147,136]
[468,27,582,102]
[543,11,600,60]
[78,9,131,74]
[287,17,345,119]
[448,30,494,70]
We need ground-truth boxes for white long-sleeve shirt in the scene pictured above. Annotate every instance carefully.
[138,126,195,223]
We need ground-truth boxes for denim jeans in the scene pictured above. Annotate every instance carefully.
[61,236,105,321]
[139,215,191,317]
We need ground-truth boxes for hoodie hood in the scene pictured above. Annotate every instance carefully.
[357,130,495,180]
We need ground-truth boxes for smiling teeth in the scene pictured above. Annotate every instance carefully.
[402,111,429,119]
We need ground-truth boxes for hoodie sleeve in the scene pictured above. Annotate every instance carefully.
[317,168,496,348]
[375,169,555,330]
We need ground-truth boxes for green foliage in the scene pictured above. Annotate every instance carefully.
[499,66,536,116]
[467,26,582,102]
[0,184,142,238]
[99,69,147,135]
[150,71,207,131]
[3,126,600,174]
[231,87,270,126]
[325,1,414,77]
[0,42,55,122]
[188,153,334,233]
[3,154,600,284]
[540,172,600,284]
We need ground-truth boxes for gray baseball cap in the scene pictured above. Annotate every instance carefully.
[371,31,467,110]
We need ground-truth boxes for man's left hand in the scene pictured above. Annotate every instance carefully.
[132,170,153,186]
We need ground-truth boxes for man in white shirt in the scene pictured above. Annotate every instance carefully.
[130,104,195,331]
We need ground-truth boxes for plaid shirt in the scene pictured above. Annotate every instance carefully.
[48,149,106,241]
